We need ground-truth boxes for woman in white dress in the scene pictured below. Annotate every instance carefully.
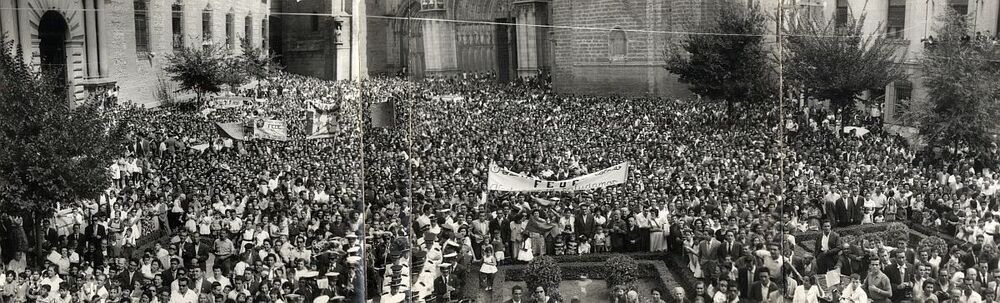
[479,245,498,291]
[649,208,669,252]
[683,231,702,279]
[792,275,823,303]
[517,232,534,263]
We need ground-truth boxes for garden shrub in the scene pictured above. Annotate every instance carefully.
[523,256,562,299]
[604,254,639,290]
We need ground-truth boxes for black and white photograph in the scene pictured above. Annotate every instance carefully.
[3,0,1000,303]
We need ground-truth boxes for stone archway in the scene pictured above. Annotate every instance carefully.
[38,10,68,100]
[25,0,88,103]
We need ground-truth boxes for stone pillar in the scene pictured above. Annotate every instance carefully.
[350,0,366,80]
[95,0,108,77]
[0,0,18,48]
[514,0,548,78]
[84,0,98,78]
[420,8,457,77]
[16,0,31,64]
[334,16,351,81]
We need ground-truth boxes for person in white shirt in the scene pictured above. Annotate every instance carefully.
[169,278,198,303]
[840,274,868,303]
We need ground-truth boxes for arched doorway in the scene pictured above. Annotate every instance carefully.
[38,11,69,100]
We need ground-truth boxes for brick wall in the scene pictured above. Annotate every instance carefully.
[108,0,270,107]
[552,0,724,98]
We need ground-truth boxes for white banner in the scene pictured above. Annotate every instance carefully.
[208,96,251,109]
[487,162,629,192]
[253,119,289,141]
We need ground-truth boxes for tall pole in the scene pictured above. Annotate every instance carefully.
[776,0,786,280]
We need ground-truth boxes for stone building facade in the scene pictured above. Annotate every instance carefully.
[0,0,270,108]
[274,0,366,81]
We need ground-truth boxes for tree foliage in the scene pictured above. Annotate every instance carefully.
[782,10,905,122]
[665,0,775,114]
[164,43,229,104]
[0,35,126,215]
[238,36,278,82]
[904,8,1000,162]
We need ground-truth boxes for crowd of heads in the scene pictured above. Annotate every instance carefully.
[363,73,999,303]
[0,72,366,303]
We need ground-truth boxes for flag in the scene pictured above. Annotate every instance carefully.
[307,102,340,139]
[371,101,395,128]
[215,122,247,140]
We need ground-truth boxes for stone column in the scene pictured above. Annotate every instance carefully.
[334,16,351,81]
[84,0,98,78]
[514,0,548,78]
[0,0,18,48]
[16,0,31,64]
[95,0,108,77]
[420,8,457,77]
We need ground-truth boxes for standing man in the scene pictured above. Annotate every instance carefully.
[866,258,893,303]
[814,220,840,273]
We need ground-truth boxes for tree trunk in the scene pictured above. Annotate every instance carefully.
[32,211,42,268]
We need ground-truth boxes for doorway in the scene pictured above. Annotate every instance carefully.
[38,11,69,100]
[494,18,517,83]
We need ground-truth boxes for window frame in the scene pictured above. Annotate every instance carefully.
[226,13,235,51]
[202,7,213,48]
[609,27,627,62]
[172,3,184,50]
[133,0,150,55]
[886,0,906,39]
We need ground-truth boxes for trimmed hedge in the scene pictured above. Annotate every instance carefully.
[491,260,677,303]
[605,254,639,290]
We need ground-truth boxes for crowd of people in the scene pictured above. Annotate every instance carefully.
[356,73,1000,303]
[0,72,367,303]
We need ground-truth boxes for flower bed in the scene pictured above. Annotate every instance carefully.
[490,259,677,303]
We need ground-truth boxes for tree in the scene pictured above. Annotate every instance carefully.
[0,35,125,264]
[904,8,1000,165]
[164,43,228,106]
[665,0,775,116]
[781,10,905,124]
[238,36,278,84]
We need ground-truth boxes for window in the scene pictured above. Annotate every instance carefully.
[311,12,319,32]
[421,0,443,10]
[887,0,906,39]
[172,4,184,50]
[226,13,234,50]
[245,16,253,49]
[609,28,627,61]
[949,0,968,15]
[202,8,212,48]
[894,80,913,124]
[262,18,268,50]
[133,0,149,54]
[835,0,849,28]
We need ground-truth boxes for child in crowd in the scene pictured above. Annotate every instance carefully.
[594,227,608,252]
[578,236,592,255]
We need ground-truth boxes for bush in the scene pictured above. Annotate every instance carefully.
[604,254,639,290]
[917,236,948,256]
[523,256,562,298]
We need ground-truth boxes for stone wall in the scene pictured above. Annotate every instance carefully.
[550,0,720,98]
[108,0,270,107]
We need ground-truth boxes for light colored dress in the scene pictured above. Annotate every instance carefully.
[480,254,498,274]
[649,216,669,252]
[517,238,534,262]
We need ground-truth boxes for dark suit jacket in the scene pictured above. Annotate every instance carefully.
[717,241,742,261]
[574,214,598,238]
[118,270,143,289]
[182,242,211,262]
[883,262,916,301]
[813,231,841,254]
[749,281,778,302]
[433,274,461,300]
